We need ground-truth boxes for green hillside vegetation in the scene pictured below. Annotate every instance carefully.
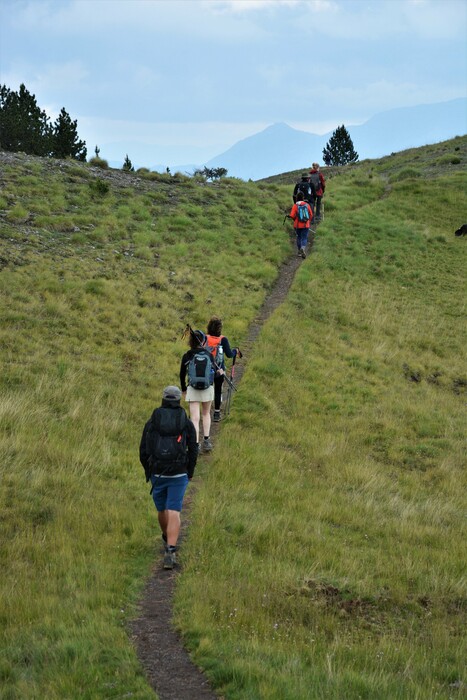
[1,135,466,699]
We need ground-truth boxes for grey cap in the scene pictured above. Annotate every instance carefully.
[162,385,182,401]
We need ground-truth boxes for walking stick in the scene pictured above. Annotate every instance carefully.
[224,348,242,417]
[224,357,235,417]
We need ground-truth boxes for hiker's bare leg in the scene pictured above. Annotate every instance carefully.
[158,510,168,538]
[166,509,181,547]
[201,401,212,438]
[189,401,200,442]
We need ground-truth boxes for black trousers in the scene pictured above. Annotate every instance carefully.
[315,196,322,218]
[214,374,224,410]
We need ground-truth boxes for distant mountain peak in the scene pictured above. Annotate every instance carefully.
[266,122,291,131]
[205,98,467,181]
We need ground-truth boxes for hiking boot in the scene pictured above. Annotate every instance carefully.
[301,248,307,259]
[213,410,221,422]
[202,438,213,452]
[297,250,302,256]
[163,549,176,569]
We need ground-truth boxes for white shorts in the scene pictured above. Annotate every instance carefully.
[186,385,214,403]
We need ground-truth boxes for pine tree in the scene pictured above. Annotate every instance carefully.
[51,107,87,160]
[122,154,134,172]
[0,83,52,156]
[322,125,358,166]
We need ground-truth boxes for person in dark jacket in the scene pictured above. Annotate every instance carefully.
[293,173,316,212]
[139,385,197,569]
[205,315,241,422]
[309,163,326,221]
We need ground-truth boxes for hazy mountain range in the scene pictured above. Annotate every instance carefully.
[110,98,466,180]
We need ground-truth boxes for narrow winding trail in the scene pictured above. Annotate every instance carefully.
[129,233,312,699]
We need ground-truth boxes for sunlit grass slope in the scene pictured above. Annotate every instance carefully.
[177,136,467,699]
[0,156,291,699]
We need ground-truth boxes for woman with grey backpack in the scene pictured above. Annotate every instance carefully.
[179,326,214,453]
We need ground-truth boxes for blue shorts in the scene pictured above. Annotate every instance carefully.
[151,474,189,512]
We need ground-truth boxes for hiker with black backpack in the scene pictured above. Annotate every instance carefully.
[289,191,313,259]
[139,385,198,569]
[293,173,316,212]
[309,163,326,221]
[179,326,215,453]
[205,315,242,423]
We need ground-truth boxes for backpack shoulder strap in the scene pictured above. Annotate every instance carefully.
[179,407,188,431]
[151,408,162,430]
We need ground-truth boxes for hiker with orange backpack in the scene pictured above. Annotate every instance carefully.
[289,192,313,259]
[206,315,242,422]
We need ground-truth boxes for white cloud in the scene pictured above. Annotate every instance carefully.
[207,0,301,12]
[1,0,465,161]
[39,60,89,90]
[207,0,335,12]
[77,115,267,148]
[7,0,467,41]
[307,0,467,40]
[311,79,465,119]
[0,59,88,103]
[11,0,264,41]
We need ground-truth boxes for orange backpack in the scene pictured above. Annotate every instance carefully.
[206,335,224,366]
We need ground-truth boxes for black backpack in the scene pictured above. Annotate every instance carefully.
[187,349,214,390]
[309,171,321,194]
[294,181,313,203]
[146,407,188,475]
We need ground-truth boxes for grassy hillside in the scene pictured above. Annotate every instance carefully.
[1,136,466,699]
[0,154,290,699]
[178,136,467,699]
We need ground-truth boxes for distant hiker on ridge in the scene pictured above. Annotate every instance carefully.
[309,163,325,221]
[289,191,313,259]
[139,385,198,569]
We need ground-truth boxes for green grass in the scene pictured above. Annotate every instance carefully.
[177,137,467,699]
[0,152,291,699]
[1,136,466,698]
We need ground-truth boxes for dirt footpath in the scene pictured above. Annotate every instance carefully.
[129,233,310,699]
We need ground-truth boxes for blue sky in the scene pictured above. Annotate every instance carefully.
[1,0,466,167]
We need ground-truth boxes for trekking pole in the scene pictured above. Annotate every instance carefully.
[225,377,232,417]
[181,323,193,341]
[211,355,236,391]
[224,355,236,417]
[220,368,236,392]
[224,348,242,417]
